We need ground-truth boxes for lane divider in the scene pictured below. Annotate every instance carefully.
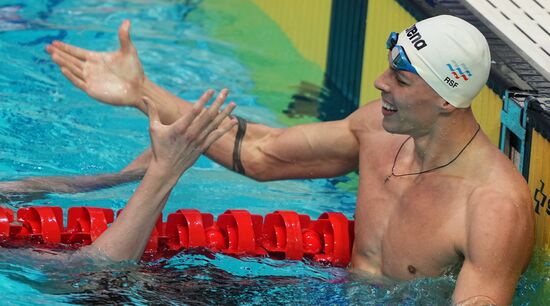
[0,206,354,267]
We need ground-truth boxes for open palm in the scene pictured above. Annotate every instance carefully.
[47,20,144,106]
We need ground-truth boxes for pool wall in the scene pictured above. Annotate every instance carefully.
[251,0,331,71]
[249,0,549,300]
[528,100,550,252]
[525,96,550,301]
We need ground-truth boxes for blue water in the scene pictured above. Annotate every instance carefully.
[0,1,547,305]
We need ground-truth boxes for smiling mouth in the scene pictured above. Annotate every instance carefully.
[382,100,397,112]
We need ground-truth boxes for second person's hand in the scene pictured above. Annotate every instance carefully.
[145,89,238,182]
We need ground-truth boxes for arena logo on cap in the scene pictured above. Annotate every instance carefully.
[444,61,472,88]
[405,24,427,50]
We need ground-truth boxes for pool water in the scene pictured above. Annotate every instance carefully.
[0,1,547,305]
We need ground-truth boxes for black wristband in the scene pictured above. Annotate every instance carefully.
[232,116,247,174]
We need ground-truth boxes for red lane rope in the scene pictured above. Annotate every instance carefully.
[0,206,354,267]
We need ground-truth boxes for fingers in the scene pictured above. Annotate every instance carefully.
[196,101,236,143]
[185,89,228,135]
[209,88,229,114]
[47,41,87,87]
[202,115,238,151]
[169,89,235,150]
[193,89,215,112]
[60,67,86,90]
[118,20,133,54]
[51,47,84,79]
[172,89,214,134]
[49,41,88,61]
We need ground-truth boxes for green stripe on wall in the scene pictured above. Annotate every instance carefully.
[189,0,325,126]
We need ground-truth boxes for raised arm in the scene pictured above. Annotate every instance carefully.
[90,91,236,261]
[453,192,535,305]
[47,20,360,181]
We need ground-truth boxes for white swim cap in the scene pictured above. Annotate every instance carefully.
[397,15,491,108]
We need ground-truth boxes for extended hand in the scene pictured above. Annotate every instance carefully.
[146,89,237,178]
[46,20,144,106]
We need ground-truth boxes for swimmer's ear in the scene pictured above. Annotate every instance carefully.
[439,100,456,114]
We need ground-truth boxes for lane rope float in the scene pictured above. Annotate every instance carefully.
[0,206,354,267]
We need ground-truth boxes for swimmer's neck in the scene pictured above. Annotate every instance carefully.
[405,113,479,168]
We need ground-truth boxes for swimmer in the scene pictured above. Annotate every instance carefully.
[47,16,535,305]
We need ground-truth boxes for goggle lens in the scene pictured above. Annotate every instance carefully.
[386,32,417,74]
[386,32,398,50]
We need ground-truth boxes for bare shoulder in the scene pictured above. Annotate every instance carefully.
[348,100,384,134]
[467,182,532,233]
[454,179,535,303]
[463,133,530,201]
[467,140,532,229]
[457,130,535,260]
[475,140,530,202]
[464,153,535,270]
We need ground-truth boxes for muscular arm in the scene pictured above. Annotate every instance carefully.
[47,21,360,182]
[453,192,535,305]
[137,82,360,180]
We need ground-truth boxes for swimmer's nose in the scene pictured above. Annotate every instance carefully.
[374,69,391,93]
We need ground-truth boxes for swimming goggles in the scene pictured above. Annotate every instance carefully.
[386,32,418,74]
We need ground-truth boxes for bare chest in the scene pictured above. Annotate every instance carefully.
[352,145,467,279]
